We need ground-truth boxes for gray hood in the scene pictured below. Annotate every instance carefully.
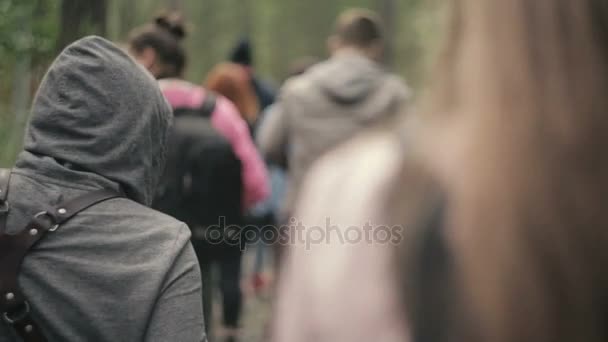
[16,36,172,206]
[313,52,385,105]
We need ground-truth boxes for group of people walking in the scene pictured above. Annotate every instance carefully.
[3,1,608,342]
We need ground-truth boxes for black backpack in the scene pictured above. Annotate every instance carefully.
[153,94,243,237]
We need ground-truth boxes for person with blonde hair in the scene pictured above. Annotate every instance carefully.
[257,8,410,219]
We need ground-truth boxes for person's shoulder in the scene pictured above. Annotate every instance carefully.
[296,115,430,219]
[104,198,192,247]
[279,76,308,98]
[158,78,198,93]
[295,128,405,225]
[159,79,205,109]
[383,73,413,103]
[214,93,240,114]
[212,93,250,133]
[280,60,330,97]
[309,126,405,186]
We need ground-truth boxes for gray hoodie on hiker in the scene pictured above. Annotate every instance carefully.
[0,37,205,341]
[257,51,410,214]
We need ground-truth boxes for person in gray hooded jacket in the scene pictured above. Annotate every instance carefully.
[0,37,205,341]
[257,8,411,216]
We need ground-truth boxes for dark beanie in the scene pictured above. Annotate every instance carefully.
[230,38,253,66]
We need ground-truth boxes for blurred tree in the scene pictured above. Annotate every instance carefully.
[377,0,397,67]
[0,0,59,165]
[57,0,107,51]
[167,0,180,11]
[235,0,252,36]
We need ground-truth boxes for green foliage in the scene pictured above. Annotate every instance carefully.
[0,0,59,59]
[0,0,60,166]
[105,0,446,86]
[0,0,59,98]
[0,0,446,165]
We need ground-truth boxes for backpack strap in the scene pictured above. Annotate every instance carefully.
[0,169,10,202]
[0,169,12,233]
[198,92,217,118]
[0,188,123,342]
[172,93,217,119]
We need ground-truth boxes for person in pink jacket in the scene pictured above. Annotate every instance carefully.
[159,78,270,209]
[128,14,269,340]
[126,12,269,211]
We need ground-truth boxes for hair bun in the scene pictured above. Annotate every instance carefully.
[154,12,186,40]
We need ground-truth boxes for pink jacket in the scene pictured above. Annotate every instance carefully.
[159,79,269,209]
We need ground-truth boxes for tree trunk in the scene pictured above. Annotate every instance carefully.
[57,0,107,51]
[168,0,181,11]
[377,0,397,68]
[9,13,32,160]
[240,0,253,35]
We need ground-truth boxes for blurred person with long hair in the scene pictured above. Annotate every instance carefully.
[206,62,260,128]
[273,1,608,342]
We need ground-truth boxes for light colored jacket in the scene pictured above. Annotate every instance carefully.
[257,51,410,214]
[272,130,410,342]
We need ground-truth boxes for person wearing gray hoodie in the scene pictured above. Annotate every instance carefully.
[257,8,411,216]
[0,37,205,341]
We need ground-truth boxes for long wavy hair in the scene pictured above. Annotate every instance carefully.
[398,1,608,341]
[205,63,260,124]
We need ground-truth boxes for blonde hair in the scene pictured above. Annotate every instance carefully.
[401,1,608,341]
[332,8,384,48]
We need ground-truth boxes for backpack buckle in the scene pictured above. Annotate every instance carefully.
[2,301,30,325]
[33,211,59,232]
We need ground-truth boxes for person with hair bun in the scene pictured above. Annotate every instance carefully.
[129,13,270,342]
[129,12,187,79]
[129,13,269,210]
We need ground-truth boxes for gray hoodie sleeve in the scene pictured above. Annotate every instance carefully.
[144,226,206,342]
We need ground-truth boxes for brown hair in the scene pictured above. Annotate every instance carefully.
[398,1,608,341]
[205,63,260,124]
[128,12,187,78]
[332,8,384,49]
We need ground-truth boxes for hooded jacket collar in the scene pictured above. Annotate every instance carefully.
[314,51,385,106]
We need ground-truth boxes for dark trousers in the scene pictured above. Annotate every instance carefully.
[193,241,243,336]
